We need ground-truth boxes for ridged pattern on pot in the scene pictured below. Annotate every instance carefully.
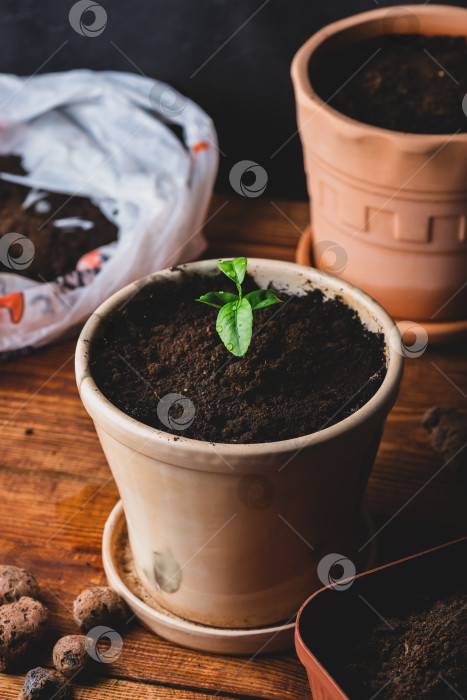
[311,153,467,250]
[76,259,404,629]
[292,5,467,322]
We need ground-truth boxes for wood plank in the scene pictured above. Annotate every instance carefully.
[0,674,254,699]
[0,341,111,482]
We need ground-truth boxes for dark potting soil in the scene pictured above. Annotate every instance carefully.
[90,271,387,444]
[0,155,118,281]
[310,35,467,134]
[331,589,467,699]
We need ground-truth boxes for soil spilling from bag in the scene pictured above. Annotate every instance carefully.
[310,35,467,133]
[331,589,467,699]
[90,270,387,444]
[0,155,118,281]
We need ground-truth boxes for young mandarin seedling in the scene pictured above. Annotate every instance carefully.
[197,257,282,357]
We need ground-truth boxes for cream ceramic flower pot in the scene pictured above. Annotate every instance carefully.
[291,5,467,323]
[75,259,403,629]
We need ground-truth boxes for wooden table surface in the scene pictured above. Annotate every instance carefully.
[1,194,466,699]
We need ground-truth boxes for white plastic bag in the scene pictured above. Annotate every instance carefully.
[0,70,218,357]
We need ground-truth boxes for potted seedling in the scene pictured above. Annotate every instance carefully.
[196,257,282,355]
[292,5,467,342]
[296,537,467,699]
[75,257,404,635]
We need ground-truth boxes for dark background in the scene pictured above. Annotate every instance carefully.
[2,0,466,198]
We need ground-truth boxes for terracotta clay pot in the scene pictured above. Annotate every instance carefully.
[76,259,403,629]
[295,537,467,700]
[291,5,467,324]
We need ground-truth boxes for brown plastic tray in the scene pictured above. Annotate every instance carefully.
[295,537,467,699]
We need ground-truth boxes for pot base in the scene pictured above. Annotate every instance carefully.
[295,226,467,346]
[102,500,377,655]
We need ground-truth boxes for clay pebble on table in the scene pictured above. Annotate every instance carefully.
[0,565,40,605]
[18,666,69,700]
[53,635,91,679]
[73,587,130,632]
[0,596,49,671]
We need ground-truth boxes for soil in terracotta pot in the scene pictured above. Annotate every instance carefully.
[90,270,387,443]
[310,35,467,134]
[0,154,118,281]
[330,588,467,699]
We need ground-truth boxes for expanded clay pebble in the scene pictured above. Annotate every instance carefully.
[53,635,90,679]
[18,667,68,700]
[0,565,40,605]
[73,587,129,632]
[422,406,467,479]
[0,597,49,671]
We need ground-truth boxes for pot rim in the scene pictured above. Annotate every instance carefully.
[294,536,467,700]
[75,258,404,459]
[291,4,467,142]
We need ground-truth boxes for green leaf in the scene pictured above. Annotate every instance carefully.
[196,291,238,309]
[218,257,247,286]
[216,298,253,356]
[245,289,282,310]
